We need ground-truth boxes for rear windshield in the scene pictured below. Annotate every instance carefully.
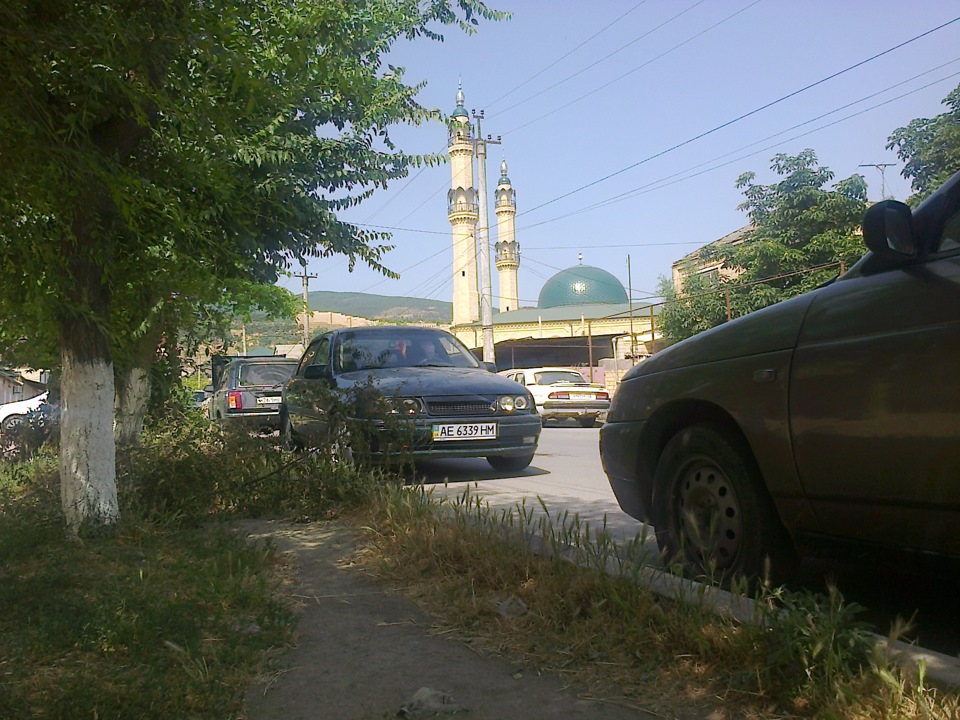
[237,362,296,387]
[533,371,586,385]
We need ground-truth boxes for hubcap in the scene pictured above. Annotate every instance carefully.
[675,459,742,571]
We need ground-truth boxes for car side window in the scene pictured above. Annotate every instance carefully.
[297,338,329,376]
[936,208,960,253]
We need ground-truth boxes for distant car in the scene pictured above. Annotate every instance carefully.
[601,168,960,584]
[282,326,541,470]
[0,392,48,434]
[499,367,609,427]
[209,357,298,431]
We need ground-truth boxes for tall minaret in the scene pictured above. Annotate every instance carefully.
[494,159,519,312]
[447,86,480,326]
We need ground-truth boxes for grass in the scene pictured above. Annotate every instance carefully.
[1,409,958,719]
[355,484,960,719]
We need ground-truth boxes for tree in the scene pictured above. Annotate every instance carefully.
[0,0,506,533]
[659,151,867,344]
[887,82,960,205]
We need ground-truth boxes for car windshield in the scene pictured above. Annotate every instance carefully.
[333,330,480,372]
[237,362,296,387]
[534,371,587,385]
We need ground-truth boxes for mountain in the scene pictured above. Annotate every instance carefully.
[307,290,452,324]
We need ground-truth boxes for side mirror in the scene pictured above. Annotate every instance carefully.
[303,364,331,381]
[863,200,917,258]
[483,361,498,373]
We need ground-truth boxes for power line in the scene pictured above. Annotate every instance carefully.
[501,0,763,135]
[486,0,651,110]
[494,0,708,118]
[515,15,960,220]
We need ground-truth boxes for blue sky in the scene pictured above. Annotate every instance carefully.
[278,0,960,308]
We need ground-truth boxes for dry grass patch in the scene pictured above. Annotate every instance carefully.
[355,485,960,720]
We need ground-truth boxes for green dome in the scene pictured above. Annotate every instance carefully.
[538,265,628,308]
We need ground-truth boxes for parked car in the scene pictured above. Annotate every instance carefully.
[600,169,960,584]
[499,367,609,427]
[209,357,298,431]
[282,326,541,470]
[0,392,48,434]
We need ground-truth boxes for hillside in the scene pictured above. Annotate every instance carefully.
[307,290,452,323]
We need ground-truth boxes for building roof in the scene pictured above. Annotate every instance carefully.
[473,301,658,327]
[537,265,628,309]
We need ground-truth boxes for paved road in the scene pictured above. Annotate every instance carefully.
[415,423,655,550]
[414,424,960,657]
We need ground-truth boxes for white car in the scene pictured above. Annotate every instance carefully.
[0,392,48,433]
[499,368,609,427]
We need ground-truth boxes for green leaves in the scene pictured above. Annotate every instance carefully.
[660,151,868,344]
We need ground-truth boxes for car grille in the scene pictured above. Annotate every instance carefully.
[425,399,495,416]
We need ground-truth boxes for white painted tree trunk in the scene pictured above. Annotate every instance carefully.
[60,348,120,534]
[115,366,150,446]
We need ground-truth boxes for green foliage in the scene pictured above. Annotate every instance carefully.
[659,150,867,344]
[887,81,960,205]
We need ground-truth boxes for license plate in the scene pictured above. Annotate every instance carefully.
[432,423,498,441]
[570,393,594,400]
[256,396,281,405]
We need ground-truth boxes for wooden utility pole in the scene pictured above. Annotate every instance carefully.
[293,268,317,347]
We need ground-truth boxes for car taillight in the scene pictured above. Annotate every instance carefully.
[548,391,569,400]
[597,391,610,400]
[228,391,243,410]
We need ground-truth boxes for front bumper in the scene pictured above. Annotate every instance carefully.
[365,413,542,461]
[599,418,650,522]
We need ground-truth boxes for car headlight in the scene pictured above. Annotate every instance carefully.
[498,395,529,412]
[385,397,422,416]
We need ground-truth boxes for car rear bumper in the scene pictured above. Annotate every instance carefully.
[599,419,650,523]
[540,400,610,420]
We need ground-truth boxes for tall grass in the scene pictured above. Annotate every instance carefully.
[356,484,960,719]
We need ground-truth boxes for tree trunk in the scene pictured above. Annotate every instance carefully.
[115,365,151,447]
[60,325,119,535]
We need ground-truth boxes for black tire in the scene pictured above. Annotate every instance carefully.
[651,424,793,587]
[577,417,596,428]
[1,414,26,434]
[280,412,303,452]
[486,453,534,472]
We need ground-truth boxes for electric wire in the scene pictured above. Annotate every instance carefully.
[494,0,709,118]
[500,0,764,135]
[485,0,651,110]
[515,15,960,220]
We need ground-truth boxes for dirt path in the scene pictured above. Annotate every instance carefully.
[238,519,672,720]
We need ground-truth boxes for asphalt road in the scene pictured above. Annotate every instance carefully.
[415,423,960,657]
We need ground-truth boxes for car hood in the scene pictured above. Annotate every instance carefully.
[335,367,522,397]
[0,392,48,421]
[626,291,818,380]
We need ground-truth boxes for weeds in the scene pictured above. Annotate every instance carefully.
[356,484,960,719]
[1,412,958,719]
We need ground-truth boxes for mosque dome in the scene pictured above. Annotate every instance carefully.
[538,265,628,308]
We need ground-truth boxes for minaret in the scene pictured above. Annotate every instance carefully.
[447,86,480,326]
[494,159,519,312]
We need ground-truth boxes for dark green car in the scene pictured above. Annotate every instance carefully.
[282,326,541,470]
[601,169,960,583]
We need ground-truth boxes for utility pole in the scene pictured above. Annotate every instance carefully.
[859,163,896,200]
[293,266,317,348]
[472,109,500,365]
[626,254,636,362]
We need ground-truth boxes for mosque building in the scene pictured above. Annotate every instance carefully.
[446,87,659,380]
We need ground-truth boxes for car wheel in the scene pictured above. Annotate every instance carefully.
[486,453,534,472]
[577,417,596,428]
[651,424,793,586]
[280,412,302,452]
[1,414,26,434]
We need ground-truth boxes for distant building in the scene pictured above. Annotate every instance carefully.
[670,225,752,294]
